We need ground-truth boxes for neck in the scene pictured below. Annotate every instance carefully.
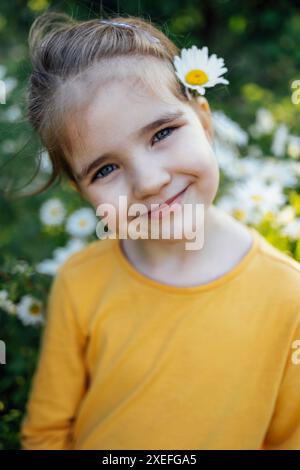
[120,204,232,275]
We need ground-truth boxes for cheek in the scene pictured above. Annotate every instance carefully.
[178,139,219,181]
[174,126,216,172]
[200,160,220,202]
[182,140,219,203]
[81,187,104,209]
[83,181,129,219]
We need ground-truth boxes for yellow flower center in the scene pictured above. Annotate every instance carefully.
[79,219,87,227]
[185,69,208,86]
[30,304,41,316]
[251,194,263,203]
[232,209,246,221]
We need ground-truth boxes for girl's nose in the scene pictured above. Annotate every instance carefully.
[131,160,171,201]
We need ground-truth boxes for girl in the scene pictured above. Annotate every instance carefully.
[21,12,300,450]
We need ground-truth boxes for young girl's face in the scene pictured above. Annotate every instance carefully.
[65,65,219,239]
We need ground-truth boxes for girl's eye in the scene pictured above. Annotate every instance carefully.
[91,163,118,182]
[91,126,178,183]
[152,126,177,145]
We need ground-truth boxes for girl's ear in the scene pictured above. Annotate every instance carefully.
[189,96,214,142]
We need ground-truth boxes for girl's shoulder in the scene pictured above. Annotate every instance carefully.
[55,237,118,291]
[249,227,300,314]
[253,227,300,278]
[49,237,119,329]
[58,237,116,274]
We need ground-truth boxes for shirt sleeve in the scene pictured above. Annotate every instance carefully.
[20,269,88,450]
[263,319,300,450]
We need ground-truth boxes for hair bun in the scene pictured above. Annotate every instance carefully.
[28,11,76,61]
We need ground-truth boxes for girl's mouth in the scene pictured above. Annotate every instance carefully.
[147,184,190,219]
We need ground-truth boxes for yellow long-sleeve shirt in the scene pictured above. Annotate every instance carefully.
[20,227,300,450]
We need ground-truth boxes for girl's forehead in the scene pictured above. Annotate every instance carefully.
[64,65,184,156]
[86,81,177,124]
[64,54,180,116]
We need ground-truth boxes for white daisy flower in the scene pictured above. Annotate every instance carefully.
[249,108,275,138]
[12,260,29,274]
[35,238,86,276]
[281,218,300,240]
[290,162,300,178]
[40,198,66,226]
[231,158,263,180]
[0,290,17,316]
[53,247,73,265]
[65,238,87,253]
[53,238,86,264]
[173,45,229,97]
[214,139,262,180]
[66,208,97,238]
[212,111,248,147]
[287,135,300,160]
[214,141,240,178]
[276,206,295,225]
[4,300,17,315]
[0,290,8,302]
[271,124,289,157]
[259,159,298,188]
[36,259,61,276]
[232,179,286,216]
[216,195,252,223]
[16,295,44,326]
[217,179,286,225]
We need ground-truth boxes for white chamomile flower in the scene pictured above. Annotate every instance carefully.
[233,179,286,216]
[271,124,289,158]
[40,198,66,226]
[216,195,249,223]
[212,111,248,147]
[53,238,86,264]
[276,206,295,225]
[249,108,275,138]
[173,45,229,97]
[259,159,298,188]
[287,135,300,160]
[66,208,97,238]
[0,290,17,315]
[65,238,87,253]
[217,178,286,225]
[0,290,8,302]
[36,259,60,276]
[16,295,44,326]
[36,238,86,276]
[281,218,300,241]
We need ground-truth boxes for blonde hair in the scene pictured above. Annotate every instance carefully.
[26,11,190,195]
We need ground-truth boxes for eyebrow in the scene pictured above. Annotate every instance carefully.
[75,110,185,182]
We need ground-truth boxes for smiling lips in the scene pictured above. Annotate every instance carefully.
[147,184,190,218]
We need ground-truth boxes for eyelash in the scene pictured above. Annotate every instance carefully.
[90,126,179,183]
